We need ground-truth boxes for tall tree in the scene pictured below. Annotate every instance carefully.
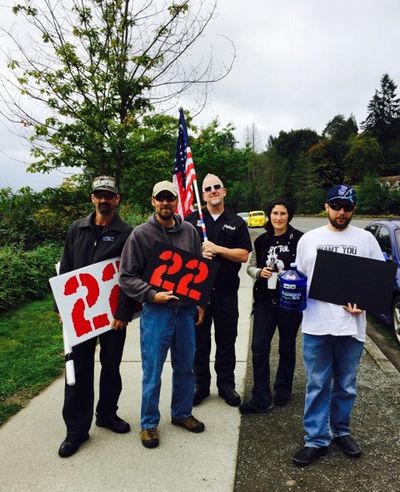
[309,114,358,188]
[253,147,290,208]
[323,114,358,141]
[362,74,400,135]
[266,129,320,205]
[292,152,324,213]
[362,73,400,169]
[343,134,384,182]
[1,0,233,187]
[191,119,253,210]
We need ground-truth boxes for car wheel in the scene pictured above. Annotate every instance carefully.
[391,295,400,344]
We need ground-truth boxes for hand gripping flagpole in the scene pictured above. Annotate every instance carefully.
[56,261,76,386]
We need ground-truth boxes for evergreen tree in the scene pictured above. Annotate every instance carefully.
[362,74,400,170]
[266,129,319,205]
[323,114,358,141]
[292,153,324,213]
[362,74,400,134]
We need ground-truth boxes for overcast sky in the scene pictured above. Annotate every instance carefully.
[1,0,400,190]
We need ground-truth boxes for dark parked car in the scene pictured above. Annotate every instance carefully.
[365,219,400,344]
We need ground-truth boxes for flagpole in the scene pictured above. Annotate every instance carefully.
[174,107,209,242]
[63,327,76,386]
[56,261,76,385]
[179,107,208,242]
[192,178,208,242]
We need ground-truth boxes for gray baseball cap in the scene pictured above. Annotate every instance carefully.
[152,181,178,197]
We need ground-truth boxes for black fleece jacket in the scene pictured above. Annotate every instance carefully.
[59,211,135,321]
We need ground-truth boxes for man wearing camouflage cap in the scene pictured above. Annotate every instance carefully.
[58,176,135,458]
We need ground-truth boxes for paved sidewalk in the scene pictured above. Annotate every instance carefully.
[0,268,253,492]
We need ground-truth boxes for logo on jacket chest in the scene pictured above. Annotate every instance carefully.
[101,235,116,242]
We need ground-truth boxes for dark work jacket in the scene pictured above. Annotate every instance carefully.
[59,212,135,321]
[253,226,303,303]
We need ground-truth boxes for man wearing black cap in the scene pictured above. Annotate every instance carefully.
[120,181,205,449]
[58,176,135,458]
[292,184,384,467]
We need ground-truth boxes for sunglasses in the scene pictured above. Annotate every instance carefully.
[329,201,354,212]
[93,191,116,200]
[155,193,177,202]
[204,184,223,193]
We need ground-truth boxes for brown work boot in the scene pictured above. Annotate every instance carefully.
[171,415,205,433]
[140,427,159,448]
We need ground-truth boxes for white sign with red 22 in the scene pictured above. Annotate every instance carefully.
[50,257,121,347]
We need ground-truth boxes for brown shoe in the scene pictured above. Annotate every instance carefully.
[171,415,205,433]
[140,428,159,448]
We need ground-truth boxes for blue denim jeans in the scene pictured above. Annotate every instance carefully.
[302,334,364,447]
[140,302,196,429]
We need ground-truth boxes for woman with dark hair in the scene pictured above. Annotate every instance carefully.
[239,198,303,414]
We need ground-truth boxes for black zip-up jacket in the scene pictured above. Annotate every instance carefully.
[59,212,135,321]
[251,225,303,302]
[185,208,252,299]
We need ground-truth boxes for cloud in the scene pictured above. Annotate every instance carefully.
[1,0,400,188]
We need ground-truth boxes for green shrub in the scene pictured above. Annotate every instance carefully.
[357,175,389,214]
[0,186,90,250]
[119,202,149,227]
[0,243,62,312]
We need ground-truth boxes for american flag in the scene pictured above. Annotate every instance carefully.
[173,109,197,217]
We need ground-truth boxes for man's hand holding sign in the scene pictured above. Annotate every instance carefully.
[143,241,218,325]
[292,184,387,468]
[54,176,135,459]
[119,180,210,449]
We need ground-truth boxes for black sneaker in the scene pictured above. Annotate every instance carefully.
[292,446,328,466]
[96,414,131,434]
[273,394,291,406]
[193,386,210,406]
[58,433,89,458]
[239,402,273,415]
[333,435,361,458]
[218,387,241,407]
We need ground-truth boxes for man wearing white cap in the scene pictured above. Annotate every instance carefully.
[120,181,205,449]
[186,174,252,407]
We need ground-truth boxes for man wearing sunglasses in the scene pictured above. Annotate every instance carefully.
[292,184,384,467]
[186,173,252,407]
[58,176,135,458]
[119,181,205,449]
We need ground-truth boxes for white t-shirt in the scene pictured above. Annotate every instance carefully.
[295,225,384,342]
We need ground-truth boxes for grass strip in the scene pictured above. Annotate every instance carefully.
[0,295,63,425]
